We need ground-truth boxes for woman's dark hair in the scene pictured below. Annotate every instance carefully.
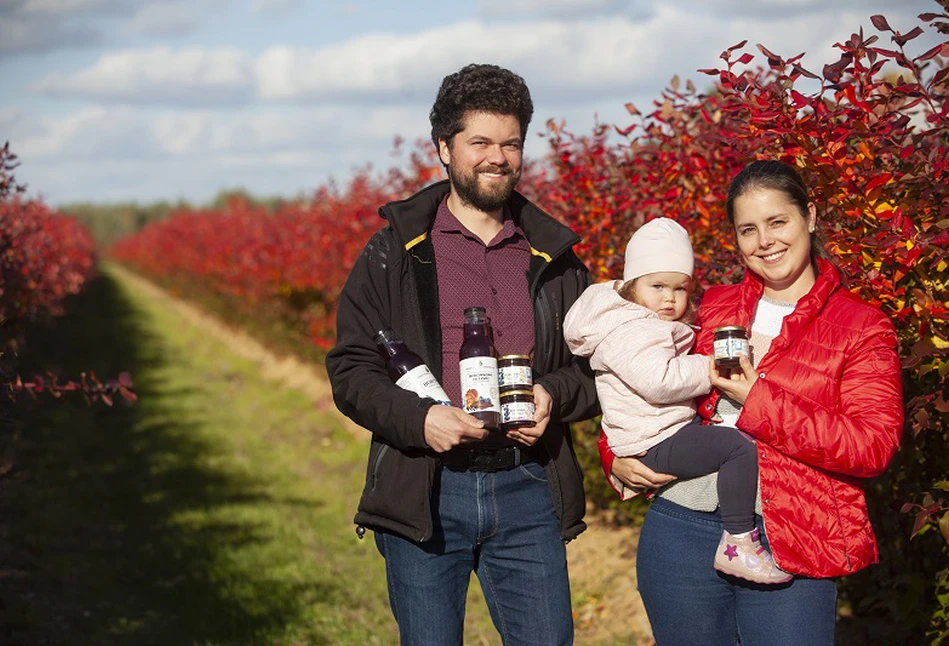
[429,64,534,150]
[725,160,838,267]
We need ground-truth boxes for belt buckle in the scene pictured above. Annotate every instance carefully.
[469,446,519,472]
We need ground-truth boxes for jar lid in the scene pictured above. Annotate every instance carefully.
[714,325,747,334]
[498,354,531,361]
[500,389,534,397]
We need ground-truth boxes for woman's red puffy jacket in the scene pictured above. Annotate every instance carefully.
[600,259,903,577]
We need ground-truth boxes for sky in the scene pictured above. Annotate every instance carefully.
[0,0,943,205]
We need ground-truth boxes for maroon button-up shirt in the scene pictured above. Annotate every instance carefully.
[431,196,534,410]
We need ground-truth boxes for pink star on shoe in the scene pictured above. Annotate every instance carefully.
[724,544,738,561]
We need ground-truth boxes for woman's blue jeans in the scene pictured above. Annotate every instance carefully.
[637,497,837,645]
[374,460,573,645]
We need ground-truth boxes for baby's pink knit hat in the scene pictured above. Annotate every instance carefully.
[623,218,695,282]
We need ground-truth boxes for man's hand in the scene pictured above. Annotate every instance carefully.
[506,383,552,447]
[709,354,757,405]
[424,405,489,452]
[612,453,676,494]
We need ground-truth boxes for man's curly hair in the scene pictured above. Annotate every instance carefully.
[429,64,534,150]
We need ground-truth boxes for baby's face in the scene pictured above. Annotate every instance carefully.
[632,271,691,321]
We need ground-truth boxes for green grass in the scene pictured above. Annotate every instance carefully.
[0,269,496,645]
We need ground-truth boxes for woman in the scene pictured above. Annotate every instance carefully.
[599,160,903,644]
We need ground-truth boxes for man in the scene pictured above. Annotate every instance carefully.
[326,63,597,645]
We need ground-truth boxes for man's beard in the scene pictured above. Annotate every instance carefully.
[448,163,520,213]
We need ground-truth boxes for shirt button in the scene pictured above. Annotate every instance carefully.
[491,287,498,295]
[764,499,770,505]
[758,372,766,379]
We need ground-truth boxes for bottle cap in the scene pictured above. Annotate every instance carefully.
[464,306,487,321]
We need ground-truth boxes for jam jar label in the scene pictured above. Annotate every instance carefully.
[713,337,749,362]
[501,400,535,425]
[498,364,532,388]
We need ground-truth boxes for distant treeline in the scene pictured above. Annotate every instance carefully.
[60,189,297,248]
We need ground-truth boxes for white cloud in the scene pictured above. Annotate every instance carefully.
[0,14,99,53]
[30,47,255,106]
[4,101,434,203]
[9,104,422,160]
[0,0,224,54]
[126,3,206,37]
[477,0,635,20]
[30,3,943,108]
[251,0,303,14]
[11,107,162,160]
[253,7,860,105]
[6,0,941,203]
[14,0,120,16]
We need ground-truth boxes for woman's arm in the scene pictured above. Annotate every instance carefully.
[715,315,903,478]
[598,322,711,404]
[598,429,676,499]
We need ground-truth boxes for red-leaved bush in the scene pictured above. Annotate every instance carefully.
[110,6,948,640]
[0,143,134,405]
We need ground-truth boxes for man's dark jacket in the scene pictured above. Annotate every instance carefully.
[325,180,598,542]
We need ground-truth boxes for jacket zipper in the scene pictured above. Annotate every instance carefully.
[829,478,852,570]
[532,274,569,532]
[369,443,389,491]
[534,283,553,374]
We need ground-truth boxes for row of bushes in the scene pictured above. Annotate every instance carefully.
[0,144,97,357]
[0,145,136,404]
[109,7,948,642]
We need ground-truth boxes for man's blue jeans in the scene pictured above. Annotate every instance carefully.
[374,460,573,645]
[637,497,838,645]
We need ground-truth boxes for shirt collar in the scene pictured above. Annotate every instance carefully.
[432,195,526,247]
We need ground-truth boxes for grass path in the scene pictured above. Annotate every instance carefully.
[0,266,652,645]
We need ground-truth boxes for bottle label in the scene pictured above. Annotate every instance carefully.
[713,337,749,361]
[395,365,451,406]
[498,365,533,388]
[459,357,500,414]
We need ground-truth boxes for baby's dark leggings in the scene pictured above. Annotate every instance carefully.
[638,420,758,534]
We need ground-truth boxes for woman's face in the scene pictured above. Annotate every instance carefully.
[732,188,817,301]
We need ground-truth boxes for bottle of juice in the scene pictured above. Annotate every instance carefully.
[375,328,451,406]
[458,306,501,429]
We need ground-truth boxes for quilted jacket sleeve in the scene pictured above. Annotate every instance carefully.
[594,321,710,405]
[739,311,903,478]
[597,427,641,501]
[535,257,600,423]
[325,229,434,451]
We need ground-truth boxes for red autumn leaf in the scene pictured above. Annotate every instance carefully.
[911,509,929,538]
[726,39,748,53]
[932,66,949,87]
[916,42,949,61]
[894,26,925,47]
[871,14,892,32]
[737,53,754,65]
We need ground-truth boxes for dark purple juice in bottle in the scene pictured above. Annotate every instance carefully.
[458,307,500,429]
[375,328,451,405]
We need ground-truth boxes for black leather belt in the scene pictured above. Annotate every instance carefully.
[439,446,534,472]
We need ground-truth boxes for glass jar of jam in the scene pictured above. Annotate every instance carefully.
[498,354,532,392]
[713,326,749,370]
[500,389,536,432]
